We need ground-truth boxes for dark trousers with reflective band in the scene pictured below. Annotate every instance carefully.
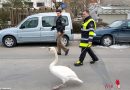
[79,47,98,63]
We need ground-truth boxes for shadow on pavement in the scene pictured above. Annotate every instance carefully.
[90,49,114,90]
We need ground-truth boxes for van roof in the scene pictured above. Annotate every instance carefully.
[28,12,70,17]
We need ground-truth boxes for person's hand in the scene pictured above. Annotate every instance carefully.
[88,42,92,47]
[51,26,55,31]
[51,27,54,31]
[58,32,62,35]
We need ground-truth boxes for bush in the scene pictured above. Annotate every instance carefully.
[0,8,10,25]
[72,21,108,33]
[96,22,108,27]
[96,19,108,27]
[72,22,81,33]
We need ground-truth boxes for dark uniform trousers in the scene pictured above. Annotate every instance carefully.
[79,47,98,63]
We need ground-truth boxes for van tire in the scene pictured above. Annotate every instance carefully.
[2,36,17,48]
[62,35,69,46]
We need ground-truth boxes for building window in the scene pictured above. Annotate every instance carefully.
[37,2,44,7]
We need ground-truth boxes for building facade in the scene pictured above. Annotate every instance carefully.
[0,0,54,8]
[100,0,130,6]
[0,0,5,8]
[30,0,54,9]
[97,0,130,23]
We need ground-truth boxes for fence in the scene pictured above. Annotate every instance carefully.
[0,7,53,30]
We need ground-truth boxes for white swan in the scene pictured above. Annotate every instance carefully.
[49,47,83,90]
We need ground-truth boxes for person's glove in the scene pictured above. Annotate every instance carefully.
[87,42,92,47]
[51,26,55,31]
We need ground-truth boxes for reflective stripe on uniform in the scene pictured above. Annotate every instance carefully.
[89,36,93,39]
[89,31,95,36]
[81,38,89,41]
[80,43,91,47]
[81,28,94,31]
[80,43,89,47]
[82,19,96,30]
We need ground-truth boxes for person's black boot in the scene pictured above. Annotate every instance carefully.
[90,60,98,64]
[74,60,83,66]
[57,52,61,55]
[65,49,69,56]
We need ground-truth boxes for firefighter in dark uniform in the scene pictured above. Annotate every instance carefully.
[74,9,99,66]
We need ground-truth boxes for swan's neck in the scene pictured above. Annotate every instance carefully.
[50,50,58,67]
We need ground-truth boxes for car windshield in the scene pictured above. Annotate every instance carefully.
[16,19,25,27]
[109,21,123,28]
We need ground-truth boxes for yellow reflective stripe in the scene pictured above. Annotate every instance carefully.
[92,19,96,30]
[82,19,96,30]
[80,43,92,47]
[89,31,95,36]
[80,43,89,47]
[84,19,94,28]
[94,21,96,30]
[76,60,81,64]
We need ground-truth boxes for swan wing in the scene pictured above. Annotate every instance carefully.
[50,66,78,78]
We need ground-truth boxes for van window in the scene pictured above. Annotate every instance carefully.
[127,21,130,29]
[62,16,69,26]
[42,16,69,27]
[20,17,38,29]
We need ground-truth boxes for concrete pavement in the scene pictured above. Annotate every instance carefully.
[0,42,130,90]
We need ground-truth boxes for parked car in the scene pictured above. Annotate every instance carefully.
[93,20,130,46]
[0,12,73,47]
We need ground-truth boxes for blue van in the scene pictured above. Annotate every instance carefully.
[0,12,73,47]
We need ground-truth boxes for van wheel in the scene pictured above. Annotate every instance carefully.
[2,36,17,48]
[62,35,69,46]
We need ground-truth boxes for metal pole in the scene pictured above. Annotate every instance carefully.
[74,0,77,17]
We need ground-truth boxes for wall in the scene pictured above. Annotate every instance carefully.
[99,14,127,24]
[100,0,130,6]
[128,13,130,19]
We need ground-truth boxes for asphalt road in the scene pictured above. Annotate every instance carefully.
[0,41,130,90]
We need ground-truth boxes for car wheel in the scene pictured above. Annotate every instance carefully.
[101,35,113,46]
[2,36,17,48]
[62,35,69,46]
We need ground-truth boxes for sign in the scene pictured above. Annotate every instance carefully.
[61,3,67,9]
[56,0,62,2]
